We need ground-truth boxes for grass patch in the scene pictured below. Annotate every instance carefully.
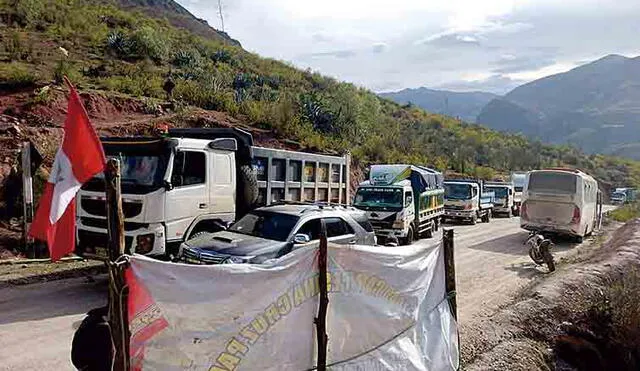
[609,203,640,222]
[0,62,38,89]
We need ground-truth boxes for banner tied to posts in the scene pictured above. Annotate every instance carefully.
[127,240,459,370]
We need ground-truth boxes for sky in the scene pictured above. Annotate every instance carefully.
[177,0,640,95]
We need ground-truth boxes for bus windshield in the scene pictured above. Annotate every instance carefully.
[445,183,472,200]
[354,187,403,210]
[528,172,577,194]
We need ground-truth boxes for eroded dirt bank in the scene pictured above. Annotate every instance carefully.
[463,219,640,370]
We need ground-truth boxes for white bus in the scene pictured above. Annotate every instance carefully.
[520,168,602,242]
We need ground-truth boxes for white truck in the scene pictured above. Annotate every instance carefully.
[485,182,516,217]
[353,164,444,245]
[443,179,495,224]
[511,172,528,216]
[76,128,351,259]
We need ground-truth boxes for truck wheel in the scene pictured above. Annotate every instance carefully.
[434,218,440,231]
[507,210,513,218]
[401,226,414,245]
[470,214,477,225]
[237,164,258,217]
[513,208,520,217]
[424,223,434,238]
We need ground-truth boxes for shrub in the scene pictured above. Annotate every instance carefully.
[609,203,640,222]
[172,49,200,68]
[0,62,38,88]
[127,26,169,62]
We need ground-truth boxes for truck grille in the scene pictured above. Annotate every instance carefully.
[445,205,465,210]
[81,217,149,232]
[370,220,394,229]
[182,247,230,265]
[77,230,133,254]
[81,198,143,218]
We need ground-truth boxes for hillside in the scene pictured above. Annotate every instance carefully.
[477,54,640,159]
[379,88,497,123]
[1,0,640,194]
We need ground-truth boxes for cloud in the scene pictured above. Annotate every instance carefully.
[176,0,640,94]
[372,43,387,54]
[438,75,525,95]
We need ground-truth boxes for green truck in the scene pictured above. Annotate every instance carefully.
[353,164,445,245]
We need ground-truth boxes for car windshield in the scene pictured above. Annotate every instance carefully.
[445,183,471,200]
[486,187,508,198]
[229,210,300,242]
[612,192,625,199]
[354,187,403,210]
[528,172,577,194]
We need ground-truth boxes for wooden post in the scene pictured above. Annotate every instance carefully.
[315,219,329,371]
[105,159,129,371]
[21,142,34,254]
[443,228,457,319]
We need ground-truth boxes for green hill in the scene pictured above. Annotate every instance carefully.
[1,0,640,188]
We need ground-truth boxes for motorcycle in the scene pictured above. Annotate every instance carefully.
[526,232,555,272]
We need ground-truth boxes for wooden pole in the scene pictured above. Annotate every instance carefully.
[443,228,457,319]
[105,159,129,371]
[315,219,329,371]
[21,142,34,255]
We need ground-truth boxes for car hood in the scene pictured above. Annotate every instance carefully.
[183,230,288,257]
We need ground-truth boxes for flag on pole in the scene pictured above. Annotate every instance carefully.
[29,77,106,261]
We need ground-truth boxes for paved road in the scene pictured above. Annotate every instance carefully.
[0,208,616,370]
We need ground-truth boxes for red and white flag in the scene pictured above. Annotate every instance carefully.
[29,78,106,261]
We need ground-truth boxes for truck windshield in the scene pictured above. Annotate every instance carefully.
[445,184,471,200]
[85,154,169,194]
[354,187,403,210]
[229,210,300,242]
[486,187,508,198]
[528,172,577,194]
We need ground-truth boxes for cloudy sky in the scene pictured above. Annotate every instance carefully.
[177,0,640,94]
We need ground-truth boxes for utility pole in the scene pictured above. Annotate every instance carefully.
[21,142,34,254]
[315,219,329,370]
[217,0,225,32]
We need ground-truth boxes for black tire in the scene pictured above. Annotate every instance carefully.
[424,223,434,239]
[574,235,584,244]
[513,208,520,217]
[481,211,491,223]
[237,164,258,218]
[528,246,545,265]
[434,218,440,231]
[541,245,555,272]
[401,226,414,245]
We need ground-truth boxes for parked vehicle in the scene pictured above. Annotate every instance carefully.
[443,180,495,224]
[353,164,444,245]
[76,128,351,259]
[611,187,637,204]
[178,203,376,264]
[520,168,602,243]
[511,172,528,216]
[526,232,555,272]
[485,182,515,217]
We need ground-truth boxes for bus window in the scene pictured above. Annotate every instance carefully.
[528,172,577,194]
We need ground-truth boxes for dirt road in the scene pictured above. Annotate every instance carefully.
[0,277,107,370]
[0,210,614,370]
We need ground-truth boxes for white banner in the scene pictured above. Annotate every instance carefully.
[127,240,459,371]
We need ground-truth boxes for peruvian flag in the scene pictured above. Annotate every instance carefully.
[29,78,106,261]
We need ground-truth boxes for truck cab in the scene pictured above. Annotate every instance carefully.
[485,182,515,217]
[77,136,240,258]
[444,180,494,224]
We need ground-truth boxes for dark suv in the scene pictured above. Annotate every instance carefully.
[178,204,376,265]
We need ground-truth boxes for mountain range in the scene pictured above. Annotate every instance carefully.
[378,88,497,123]
[382,54,640,159]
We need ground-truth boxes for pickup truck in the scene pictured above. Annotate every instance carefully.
[443,179,495,224]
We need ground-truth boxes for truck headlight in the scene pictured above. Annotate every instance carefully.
[392,220,404,229]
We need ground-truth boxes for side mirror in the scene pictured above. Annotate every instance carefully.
[405,195,413,206]
[164,180,174,191]
[293,234,310,244]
